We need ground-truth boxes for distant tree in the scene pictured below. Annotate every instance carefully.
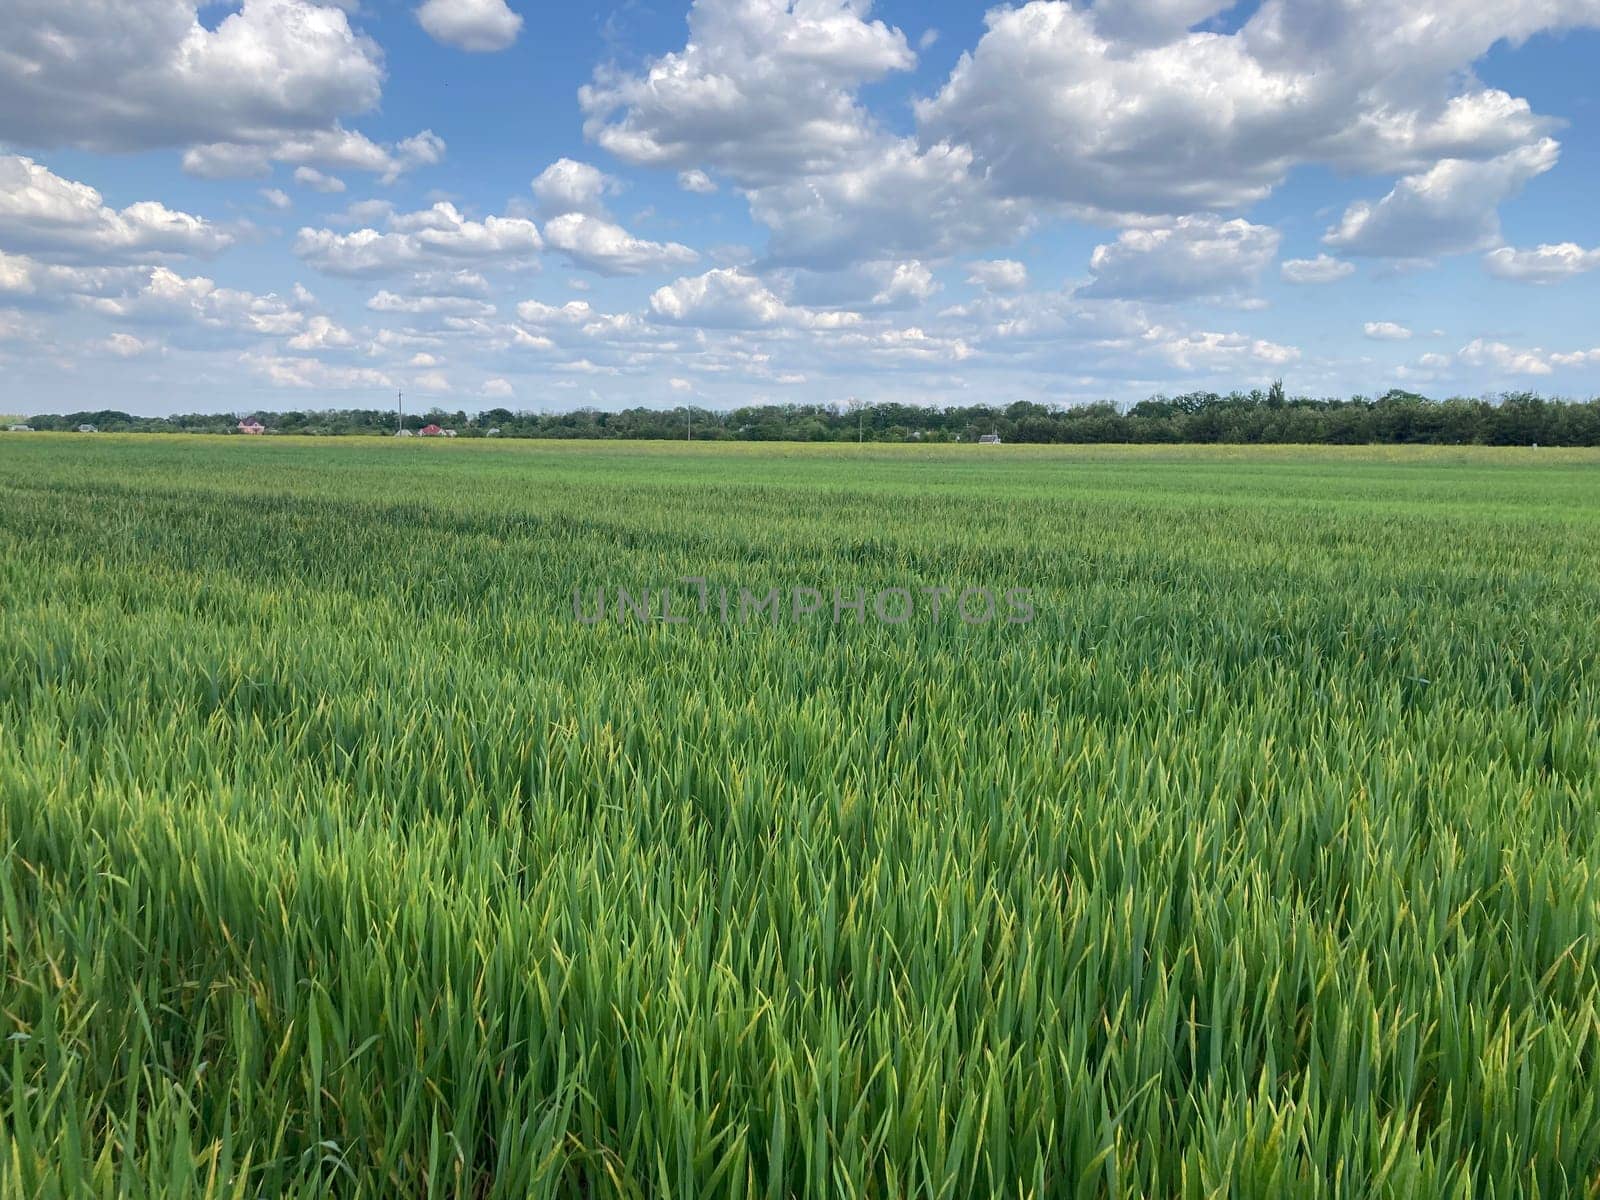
[21,391,1600,446]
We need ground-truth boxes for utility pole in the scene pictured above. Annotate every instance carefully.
[396,388,404,436]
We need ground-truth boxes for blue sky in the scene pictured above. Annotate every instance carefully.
[3,0,1600,417]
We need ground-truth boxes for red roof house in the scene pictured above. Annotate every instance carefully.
[419,424,445,436]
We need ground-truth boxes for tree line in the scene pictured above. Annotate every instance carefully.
[14,387,1600,446]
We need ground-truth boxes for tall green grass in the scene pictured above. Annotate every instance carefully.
[2,436,1598,1197]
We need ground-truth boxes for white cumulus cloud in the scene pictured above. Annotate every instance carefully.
[917,1,1575,218]
[967,260,1029,293]
[1324,140,1560,260]
[0,155,233,263]
[649,268,861,330]
[287,314,356,350]
[531,159,619,219]
[293,166,346,194]
[543,214,698,277]
[294,203,543,276]
[1484,242,1600,283]
[1364,321,1413,341]
[1080,216,1280,301]
[0,0,421,190]
[102,332,153,357]
[581,0,915,185]
[1281,255,1354,285]
[416,0,523,52]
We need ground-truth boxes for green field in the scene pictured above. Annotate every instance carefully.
[2,435,1598,1198]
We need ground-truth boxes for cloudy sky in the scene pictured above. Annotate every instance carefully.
[4,0,1600,415]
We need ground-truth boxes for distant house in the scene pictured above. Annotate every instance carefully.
[6,424,31,432]
[76,424,98,433]
[394,428,416,438]
[237,419,266,435]
[485,427,502,437]
[978,432,1003,445]
[419,424,445,436]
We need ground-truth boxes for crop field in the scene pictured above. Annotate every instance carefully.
[2,435,1598,1198]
